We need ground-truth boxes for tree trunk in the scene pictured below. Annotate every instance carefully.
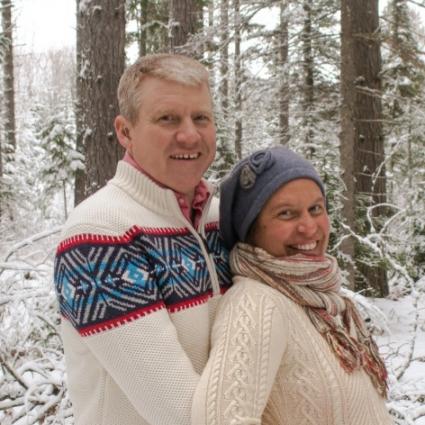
[75,0,126,204]
[278,1,289,145]
[340,0,388,296]
[206,0,215,85]
[0,131,3,219]
[63,181,68,221]
[234,0,242,159]
[302,0,314,156]
[169,0,202,53]
[1,0,16,155]
[220,0,229,121]
[139,0,148,57]
[74,0,86,206]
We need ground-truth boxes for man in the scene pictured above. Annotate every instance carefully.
[54,54,231,425]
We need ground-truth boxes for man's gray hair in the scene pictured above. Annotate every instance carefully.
[117,54,210,124]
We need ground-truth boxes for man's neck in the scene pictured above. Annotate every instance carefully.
[123,151,195,204]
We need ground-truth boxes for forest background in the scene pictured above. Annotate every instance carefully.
[1,0,425,423]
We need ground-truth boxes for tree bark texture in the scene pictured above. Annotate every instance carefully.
[302,0,314,155]
[1,0,16,154]
[340,0,388,296]
[170,0,202,54]
[139,0,148,57]
[75,0,125,204]
[74,0,86,206]
[206,0,215,85]
[234,0,242,160]
[219,0,229,120]
[278,1,289,145]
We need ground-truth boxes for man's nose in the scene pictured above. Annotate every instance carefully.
[176,118,201,145]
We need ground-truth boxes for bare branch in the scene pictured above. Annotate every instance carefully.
[395,293,420,380]
[3,227,61,262]
[0,355,29,390]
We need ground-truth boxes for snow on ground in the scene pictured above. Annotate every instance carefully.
[374,286,425,425]
[0,229,424,423]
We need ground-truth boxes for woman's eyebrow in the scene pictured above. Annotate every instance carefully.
[270,196,325,212]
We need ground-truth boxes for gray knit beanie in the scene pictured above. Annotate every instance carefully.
[219,146,325,250]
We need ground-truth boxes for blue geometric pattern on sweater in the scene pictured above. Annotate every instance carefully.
[54,227,231,335]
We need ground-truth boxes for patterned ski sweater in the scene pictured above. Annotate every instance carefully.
[54,161,232,425]
[192,277,393,425]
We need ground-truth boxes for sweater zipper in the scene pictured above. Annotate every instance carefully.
[195,193,221,297]
[176,192,221,297]
[198,233,220,296]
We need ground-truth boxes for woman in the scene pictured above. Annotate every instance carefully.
[192,146,393,425]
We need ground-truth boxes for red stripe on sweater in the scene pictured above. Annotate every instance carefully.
[68,285,229,336]
[167,292,212,313]
[57,222,219,254]
[76,301,166,336]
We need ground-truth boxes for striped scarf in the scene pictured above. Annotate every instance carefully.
[230,242,388,398]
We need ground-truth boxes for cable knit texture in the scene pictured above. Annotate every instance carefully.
[192,277,393,425]
[229,243,388,397]
[54,161,232,425]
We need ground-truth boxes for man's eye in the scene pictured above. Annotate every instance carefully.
[158,115,176,123]
[194,114,210,123]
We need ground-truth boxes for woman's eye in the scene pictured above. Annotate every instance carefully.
[310,205,324,215]
[278,210,293,219]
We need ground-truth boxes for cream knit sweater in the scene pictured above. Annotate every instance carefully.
[192,276,393,425]
[54,161,232,425]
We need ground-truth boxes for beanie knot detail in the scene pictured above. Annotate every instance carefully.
[239,150,275,190]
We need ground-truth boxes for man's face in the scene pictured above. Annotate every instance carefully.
[116,77,216,198]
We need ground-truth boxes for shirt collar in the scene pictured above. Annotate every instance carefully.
[122,151,210,226]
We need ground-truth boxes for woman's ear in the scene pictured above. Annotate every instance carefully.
[114,115,132,151]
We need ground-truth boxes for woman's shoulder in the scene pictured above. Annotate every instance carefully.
[223,274,297,313]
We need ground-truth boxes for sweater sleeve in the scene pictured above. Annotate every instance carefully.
[55,236,200,425]
[191,280,287,425]
[81,311,199,425]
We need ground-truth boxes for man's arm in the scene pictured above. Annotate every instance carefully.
[80,310,199,424]
[55,237,201,425]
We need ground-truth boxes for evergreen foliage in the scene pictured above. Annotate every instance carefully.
[38,113,84,220]
[1,1,425,423]
[381,0,425,282]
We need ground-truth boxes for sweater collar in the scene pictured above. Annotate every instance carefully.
[109,160,216,218]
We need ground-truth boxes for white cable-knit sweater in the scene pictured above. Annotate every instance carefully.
[192,276,393,425]
[54,161,232,425]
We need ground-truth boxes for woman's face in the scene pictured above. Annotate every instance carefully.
[249,179,330,258]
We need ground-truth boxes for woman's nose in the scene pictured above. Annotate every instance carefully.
[296,214,317,236]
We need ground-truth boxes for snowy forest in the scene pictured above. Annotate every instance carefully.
[1,0,425,423]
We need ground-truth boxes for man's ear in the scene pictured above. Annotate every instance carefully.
[114,115,132,151]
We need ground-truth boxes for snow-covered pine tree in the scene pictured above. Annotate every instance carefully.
[38,114,84,220]
[382,0,425,282]
[126,0,169,57]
